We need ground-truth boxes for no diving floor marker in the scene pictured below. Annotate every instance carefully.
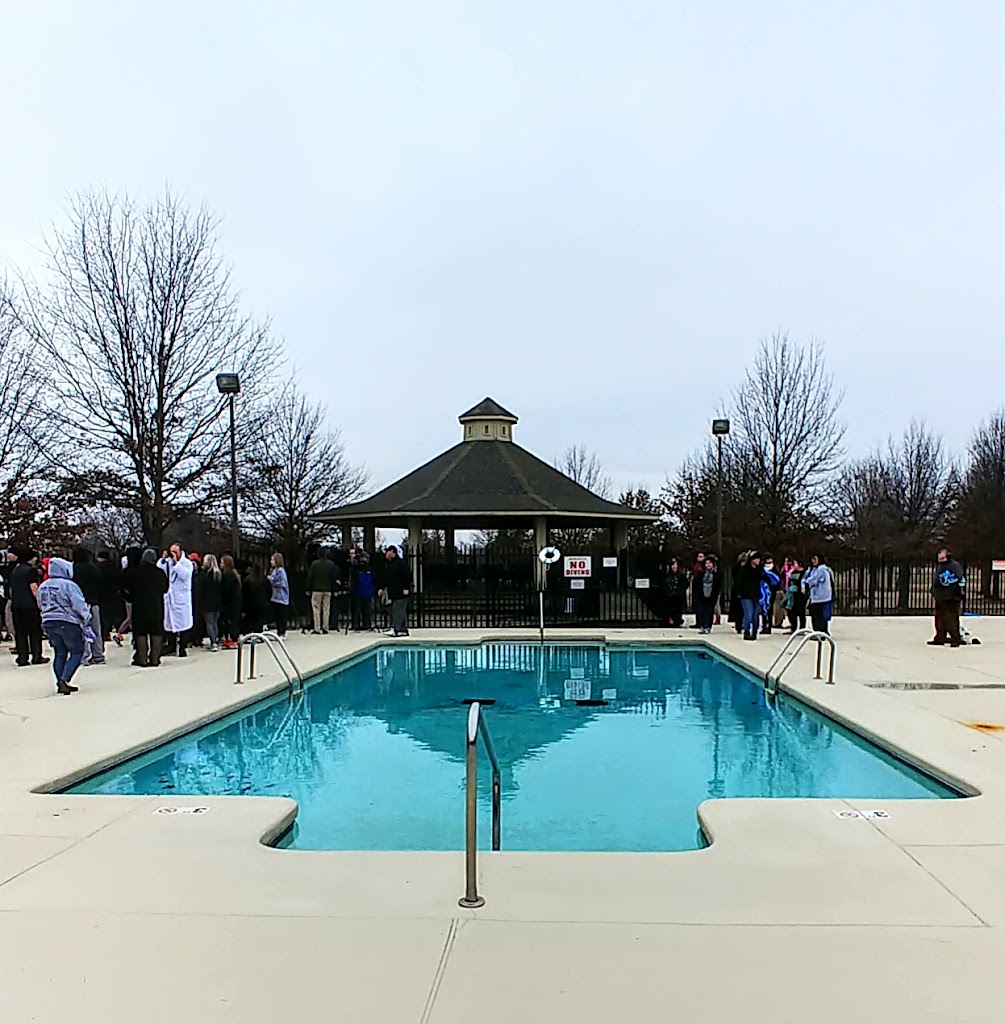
[832,809,892,820]
[154,806,210,815]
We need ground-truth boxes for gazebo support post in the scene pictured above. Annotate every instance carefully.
[363,524,376,556]
[408,518,423,592]
[444,526,456,564]
[340,521,353,550]
[613,521,629,588]
[534,517,548,588]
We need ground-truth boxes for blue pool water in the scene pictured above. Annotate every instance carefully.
[69,644,958,851]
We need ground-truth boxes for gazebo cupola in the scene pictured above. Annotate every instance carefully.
[458,398,518,442]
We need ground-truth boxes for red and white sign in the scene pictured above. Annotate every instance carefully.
[564,556,592,578]
[992,559,1005,572]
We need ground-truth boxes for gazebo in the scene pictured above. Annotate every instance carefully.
[312,398,657,586]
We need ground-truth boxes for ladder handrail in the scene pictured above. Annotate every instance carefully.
[765,629,836,695]
[458,701,502,909]
[235,632,305,692]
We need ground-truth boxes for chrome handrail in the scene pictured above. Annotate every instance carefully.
[458,701,501,909]
[765,629,836,695]
[235,632,305,692]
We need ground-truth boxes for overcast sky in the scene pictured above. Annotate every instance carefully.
[3,1,1004,498]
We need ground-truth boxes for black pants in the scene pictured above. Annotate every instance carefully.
[271,601,288,636]
[667,596,685,627]
[352,597,372,631]
[13,606,43,665]
[787,599,807,632]
[695,596,716,630]
[222,609,241,642]
[134,634,164,667]
[933,600,962,646]
[809,603,830,634]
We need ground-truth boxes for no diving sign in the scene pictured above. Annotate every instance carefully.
[564,556,592,578]
[155,806,210,816]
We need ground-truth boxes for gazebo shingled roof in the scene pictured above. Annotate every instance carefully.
[312,398,655,528]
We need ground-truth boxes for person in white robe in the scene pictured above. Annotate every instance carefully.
[158,544,194,657]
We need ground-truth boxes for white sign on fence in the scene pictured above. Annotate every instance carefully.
[570,579,585,590]
[993,559,1005,572]
[603,556,618,568]
[634,578,650,589]
[564,679,592,701]
[564,556,592,578]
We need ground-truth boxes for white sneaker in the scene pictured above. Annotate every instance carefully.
[384,629,396,636]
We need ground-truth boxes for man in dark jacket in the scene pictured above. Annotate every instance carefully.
[95,551,121,644]
[306,549,339,634]
[736,552,767,641]
[929,549,965,648]
[11,550,47,666]
[379,547,411,637]
[72,546,105,664]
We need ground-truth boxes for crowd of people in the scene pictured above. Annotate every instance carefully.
[662,549,837,639]
[664,547,969,646]
[0,541,414,696]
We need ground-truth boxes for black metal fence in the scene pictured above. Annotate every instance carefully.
[273,550,1004,632]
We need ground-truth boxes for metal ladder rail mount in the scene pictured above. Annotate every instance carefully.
[765,628,836,696]
[458,700,502,909]
[235,631,305,692]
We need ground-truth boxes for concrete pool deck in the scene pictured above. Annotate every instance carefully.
[2,618,1004,1021]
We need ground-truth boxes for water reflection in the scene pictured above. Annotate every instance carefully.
[73,643,954,851]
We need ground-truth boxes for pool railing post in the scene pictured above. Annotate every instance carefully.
[815,637,823,679]
[538,590,544,644]
[235,642,243,685]
[249,640,256,680]
[458,714,484,908]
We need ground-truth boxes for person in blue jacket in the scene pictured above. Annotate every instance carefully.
[760,556,781,636]
[37,558,92,695]
[802,554,835,634]
[929,548,965,647]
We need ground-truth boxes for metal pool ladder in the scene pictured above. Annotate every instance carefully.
[458,701,502,909]
[235,631,305,693]
[765,628,837,696]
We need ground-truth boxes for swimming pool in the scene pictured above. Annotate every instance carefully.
[69,643,959,851]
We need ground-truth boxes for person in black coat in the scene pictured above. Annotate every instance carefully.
[132,549,169,667]
[664,557,690,628]
[242,563,271,635]
[95,551,122,644]
[72,546,105,665]
[693,556,722,634]
[219,555,243,648]
[736,551,768,641]
[118,547,143,635]
[196,554,224,650]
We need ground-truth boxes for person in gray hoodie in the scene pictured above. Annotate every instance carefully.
[37,558,92,695]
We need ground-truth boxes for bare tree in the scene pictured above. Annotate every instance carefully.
[20,188,277,547]
[953,410,1005,559]
[731,332,845,530]
[837,421,954,554]
[243,382,367,566]
[555,444,613,499]
[549,444,613,551]
[0,278,57,537]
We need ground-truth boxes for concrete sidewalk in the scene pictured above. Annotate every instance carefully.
[2,618,1003,1022]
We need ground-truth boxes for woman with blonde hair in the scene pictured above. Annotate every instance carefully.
[268,553,290,638]
[197,553,224,651]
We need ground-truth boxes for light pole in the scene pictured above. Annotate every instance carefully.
[711,418,730,560]
[216,372,241,558]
